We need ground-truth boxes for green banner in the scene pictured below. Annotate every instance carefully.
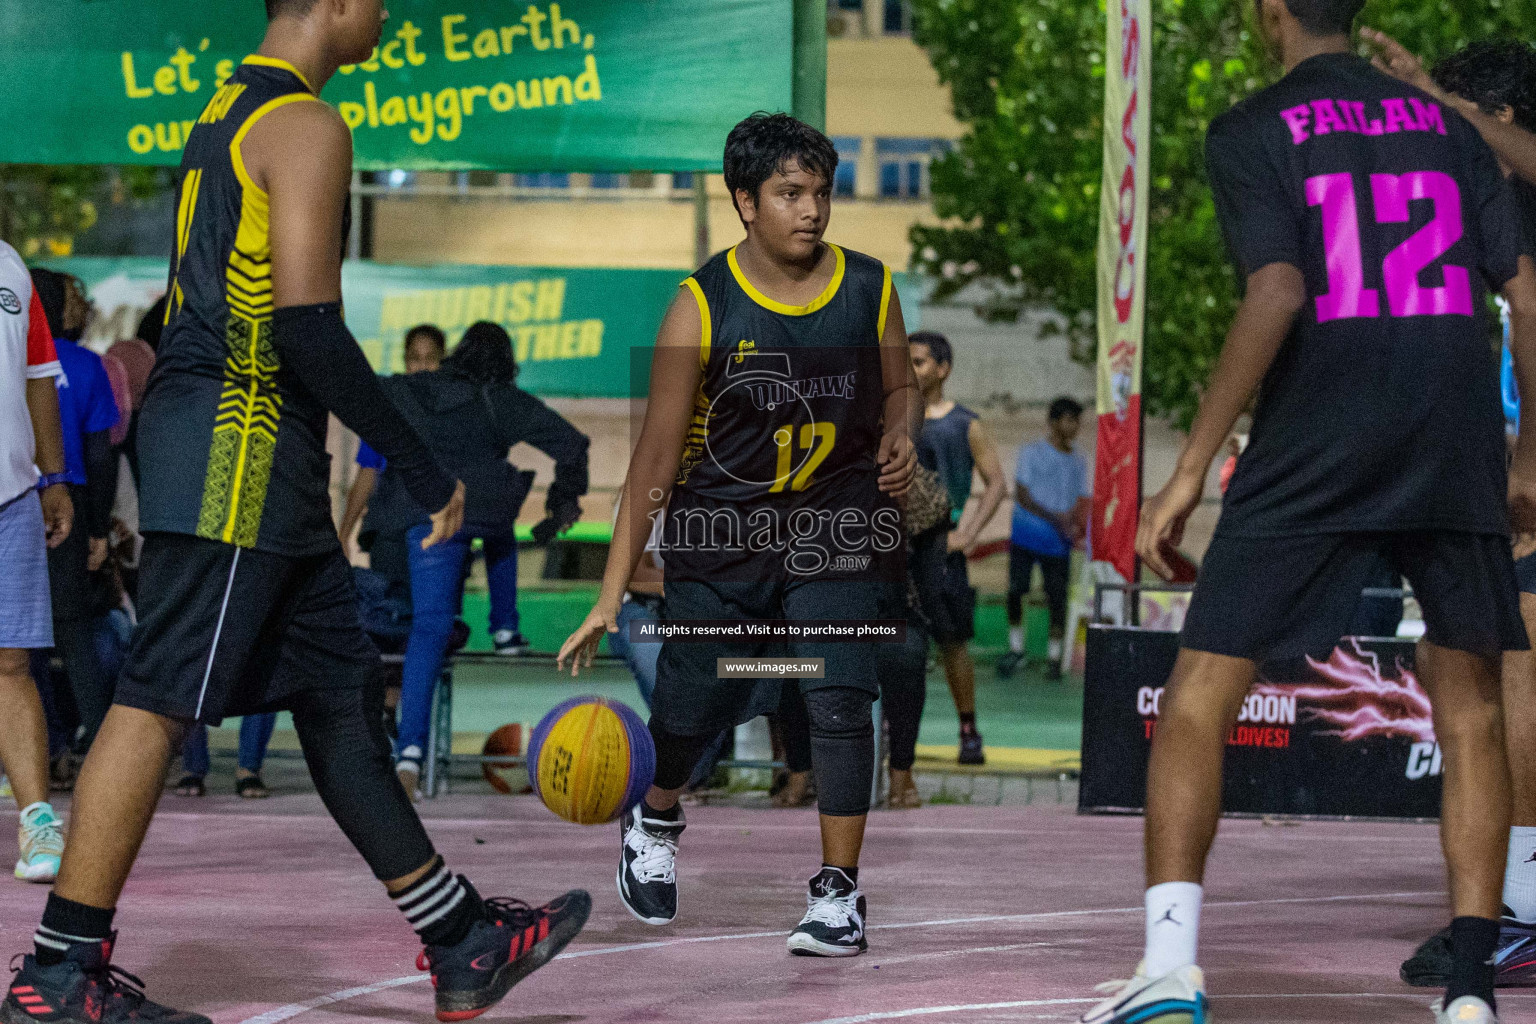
[0,0,795,171]
[51,256,923,399]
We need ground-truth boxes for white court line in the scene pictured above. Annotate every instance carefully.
[230,890,1439,1024]
[799,993,1536,1024]
[150,811,1441,841]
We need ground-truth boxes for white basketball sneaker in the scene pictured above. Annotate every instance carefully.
[1080,963,1208,1023]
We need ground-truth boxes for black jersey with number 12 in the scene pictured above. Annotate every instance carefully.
[1209,53,1524,539]
[663,243,899,580]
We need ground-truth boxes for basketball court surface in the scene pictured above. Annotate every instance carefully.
[2,792,1512,1024]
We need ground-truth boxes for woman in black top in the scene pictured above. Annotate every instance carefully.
[389,322,590,793]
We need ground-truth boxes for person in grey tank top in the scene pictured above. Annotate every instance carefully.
[911,332,1006,765]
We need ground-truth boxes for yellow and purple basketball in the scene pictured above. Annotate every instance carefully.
[527,696,655,825]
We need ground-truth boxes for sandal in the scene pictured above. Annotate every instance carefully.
[771,770,816,808]
[173,775,206,797]
[888,770,922,809]
[235,774,270,799]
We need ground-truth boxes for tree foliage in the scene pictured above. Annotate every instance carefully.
[0,166,170,261]
[910,0,1536,428]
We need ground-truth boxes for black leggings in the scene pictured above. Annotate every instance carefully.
[652,684,875,817]
[289,684,437,882]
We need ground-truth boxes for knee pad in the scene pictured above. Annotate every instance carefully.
[803,686,875,741]
[804,687,875,816]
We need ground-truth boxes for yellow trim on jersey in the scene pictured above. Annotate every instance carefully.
[680,277,711,371]
[229,93,322,199]
[726,243,845,317]
[241,54,315,94]
[876,263,893,341]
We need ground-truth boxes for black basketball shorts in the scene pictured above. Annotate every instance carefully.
[650,577,883,738]
[113,532,378,725]
[1181,530,1528,661]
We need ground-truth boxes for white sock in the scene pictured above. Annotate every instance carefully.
[1048,637,1063,660]
[1505,826,1536,922]
[1008,626,1025,654]
[1144,882,1202,977]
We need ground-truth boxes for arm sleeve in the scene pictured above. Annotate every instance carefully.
[82,430,117,538]
[25,290,60,378]
[1205,112,1304,280]
[500,388,590,512]
[271,303,455,514]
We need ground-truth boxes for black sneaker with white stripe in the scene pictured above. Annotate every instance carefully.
[617,804,683,925]
[787,867,867,957]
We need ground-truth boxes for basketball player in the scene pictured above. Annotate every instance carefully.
[909,331,1006,762]
[559,112,918,955]
[0,5,588,1024]
[1081,1,1536,1022]
[1363,32,1536,990]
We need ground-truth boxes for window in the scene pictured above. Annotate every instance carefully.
[589,173,624,189]
[385,170,416,189]
[672,172,695,191]
[884,0,912,34]
[832,136,861,198]
[514,173,570,189]
[875,138,948,199]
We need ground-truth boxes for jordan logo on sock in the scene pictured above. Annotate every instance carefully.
[1525,850,1536,863]
[1156,907,1181,927]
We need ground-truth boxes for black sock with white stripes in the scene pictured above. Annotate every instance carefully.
[35,894,115,966]
[391,856,485,948]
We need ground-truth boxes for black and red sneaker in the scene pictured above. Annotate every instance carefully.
[1,933,211,1024]
[418,887,591,1022]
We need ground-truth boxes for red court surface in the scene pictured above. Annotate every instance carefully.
[4,796,1529,1024]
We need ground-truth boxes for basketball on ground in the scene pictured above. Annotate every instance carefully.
[481,723,531,795]
[527,697,655,825]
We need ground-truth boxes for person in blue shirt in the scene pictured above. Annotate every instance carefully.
[998,396,1089,680]
[30,270,118,755]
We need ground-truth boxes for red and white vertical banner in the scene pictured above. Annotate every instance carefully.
[1091,0,1151,584]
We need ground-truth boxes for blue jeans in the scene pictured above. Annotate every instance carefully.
[608,598,663,707]
[397,526,520,759]
[180,713,279,777]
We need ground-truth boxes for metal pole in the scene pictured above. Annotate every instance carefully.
[692,176,710,269]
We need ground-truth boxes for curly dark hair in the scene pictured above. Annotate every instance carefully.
[722,112,838,219]
[1432,40,1536,133]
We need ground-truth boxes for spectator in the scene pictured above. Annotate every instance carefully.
[104,335,154,487]
[999,396,1090,680]
[605,506,665,707]
[910,331,1006,765]
[30,269,118,756]
[0,239,72,883]
[173,713,280,799]
[340,323,448,587]
[339,325,448,732]
[386,322,589,795]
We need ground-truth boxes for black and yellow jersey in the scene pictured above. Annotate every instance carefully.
[138,56,343,555]
[663,243,901,581]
